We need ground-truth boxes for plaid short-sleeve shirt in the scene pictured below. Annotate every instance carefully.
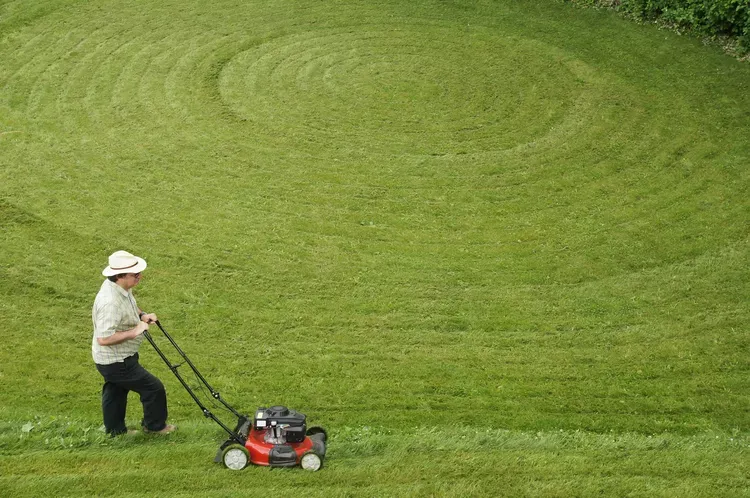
[91,279,145,365]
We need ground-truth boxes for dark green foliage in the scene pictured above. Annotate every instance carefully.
[569,0,750,52]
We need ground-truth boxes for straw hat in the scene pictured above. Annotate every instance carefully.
[102,250,147,276]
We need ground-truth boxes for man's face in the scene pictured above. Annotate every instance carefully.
[124,272,141,288]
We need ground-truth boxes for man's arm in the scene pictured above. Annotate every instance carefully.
[96,321,149,346]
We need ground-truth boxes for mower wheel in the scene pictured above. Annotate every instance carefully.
[221,444,249,470]
[300,451,323,471]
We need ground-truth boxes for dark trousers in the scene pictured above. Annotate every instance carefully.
[95,353,168,435]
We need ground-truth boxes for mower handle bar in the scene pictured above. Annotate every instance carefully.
[142,320,247,445]
[154,320,243,414]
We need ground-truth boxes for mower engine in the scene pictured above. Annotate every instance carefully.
[256,405,307,445]
[216,405,327,471]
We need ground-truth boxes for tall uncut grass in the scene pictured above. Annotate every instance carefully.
[1,0,748,496]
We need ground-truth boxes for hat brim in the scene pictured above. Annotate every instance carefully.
[102,258,147,277]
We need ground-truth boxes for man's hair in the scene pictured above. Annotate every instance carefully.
[108,274,125,282]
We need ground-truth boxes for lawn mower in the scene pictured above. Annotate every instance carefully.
[143,321,327,471]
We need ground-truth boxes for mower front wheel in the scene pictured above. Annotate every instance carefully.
[300,451,323,471]
[222,444,249,470]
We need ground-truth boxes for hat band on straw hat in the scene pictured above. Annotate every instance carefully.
[111,262,139,271]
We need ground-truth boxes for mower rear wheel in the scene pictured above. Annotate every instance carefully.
[222,444,249,470]
[306,426,327,442]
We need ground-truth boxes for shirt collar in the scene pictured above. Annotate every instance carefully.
[105,278,131,297]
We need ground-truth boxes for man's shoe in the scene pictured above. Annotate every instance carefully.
[110,429,138,437]
[144,424,176,434]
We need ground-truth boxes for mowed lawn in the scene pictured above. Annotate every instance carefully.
[0,0,748,496]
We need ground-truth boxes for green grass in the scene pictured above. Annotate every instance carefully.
[1,421,747,496]
[1,0,749,496]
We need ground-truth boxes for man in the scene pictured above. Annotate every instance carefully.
[92,250,176,436]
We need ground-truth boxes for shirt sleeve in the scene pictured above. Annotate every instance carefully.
[94,301,120,338]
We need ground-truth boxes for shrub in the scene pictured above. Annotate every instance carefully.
[568,0,750,53]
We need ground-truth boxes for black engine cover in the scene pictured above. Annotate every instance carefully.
[254,405,307,433]
[284,425,306,443]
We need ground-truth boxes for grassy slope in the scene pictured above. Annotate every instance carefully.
[0,0,748,496]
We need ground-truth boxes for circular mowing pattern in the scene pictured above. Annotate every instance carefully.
[0,2,743,289]
[219,24,589,156]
